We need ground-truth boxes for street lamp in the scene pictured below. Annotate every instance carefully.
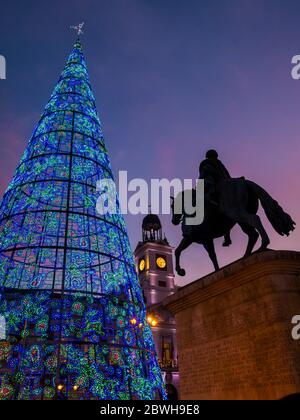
[147,314,158,327]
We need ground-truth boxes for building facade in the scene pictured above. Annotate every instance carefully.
[164,250,300,400]
[134,214,180,399]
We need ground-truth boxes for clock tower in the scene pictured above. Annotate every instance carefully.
[134,213,180,399]
[134,213,176,305]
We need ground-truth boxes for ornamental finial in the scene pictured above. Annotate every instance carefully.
[70,22,84,36]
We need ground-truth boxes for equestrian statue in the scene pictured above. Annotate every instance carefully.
[171,150,296,276]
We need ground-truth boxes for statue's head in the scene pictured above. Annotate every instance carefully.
[206,149,218,160]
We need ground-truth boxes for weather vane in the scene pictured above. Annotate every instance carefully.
[70,22,85,36]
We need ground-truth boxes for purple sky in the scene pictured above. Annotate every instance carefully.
[0,0,299,286]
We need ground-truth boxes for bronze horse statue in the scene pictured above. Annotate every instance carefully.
[171,178,295,276]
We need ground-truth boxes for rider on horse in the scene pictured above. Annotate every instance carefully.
[172,149,295,275]
[199,149,232,246]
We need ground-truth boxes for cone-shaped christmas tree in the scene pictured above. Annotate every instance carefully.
[0,39,165,400]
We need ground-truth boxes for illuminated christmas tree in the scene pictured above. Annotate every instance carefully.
[0,38,165,400]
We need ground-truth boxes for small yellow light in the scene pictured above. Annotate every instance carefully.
[139,258,145,272]
[147,316,153,324]
[156,257,167,269]
[138,323,143,328]
[73,385,79,391]
[57,384,63,391]
[151,320,157,327]
[130,318,137,325]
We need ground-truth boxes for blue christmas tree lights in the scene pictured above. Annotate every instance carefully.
[0,40,165,400]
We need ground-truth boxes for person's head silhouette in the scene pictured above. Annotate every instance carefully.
[206,149,218,160]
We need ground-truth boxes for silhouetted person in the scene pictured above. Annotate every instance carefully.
[165,383,179,401]
[199,150,232,246]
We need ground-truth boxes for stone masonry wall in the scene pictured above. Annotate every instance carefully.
[164,251,300,400]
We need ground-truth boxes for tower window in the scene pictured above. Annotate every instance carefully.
[158,280,167,288]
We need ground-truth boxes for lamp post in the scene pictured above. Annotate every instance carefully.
[147,314,158,328]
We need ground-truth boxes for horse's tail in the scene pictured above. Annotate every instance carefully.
[246,180,296,236]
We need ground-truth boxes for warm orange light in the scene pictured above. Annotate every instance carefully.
[147,316,153,324]
[73,385,79,391]
[151,320,158,327]
[139,258,145,272]
[130,318,137,325]
[138,323,143,328]
[57,384,63,391]
[156,257,167,269]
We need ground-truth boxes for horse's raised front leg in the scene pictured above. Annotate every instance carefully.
[175,237,192,276]
[203,239,219,271]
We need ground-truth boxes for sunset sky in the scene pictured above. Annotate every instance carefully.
[0,0,299,285]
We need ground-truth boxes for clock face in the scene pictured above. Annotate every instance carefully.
[139,258,145,272]
[156,256,167,269]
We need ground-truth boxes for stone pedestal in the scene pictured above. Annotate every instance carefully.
[164,250,300,400]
